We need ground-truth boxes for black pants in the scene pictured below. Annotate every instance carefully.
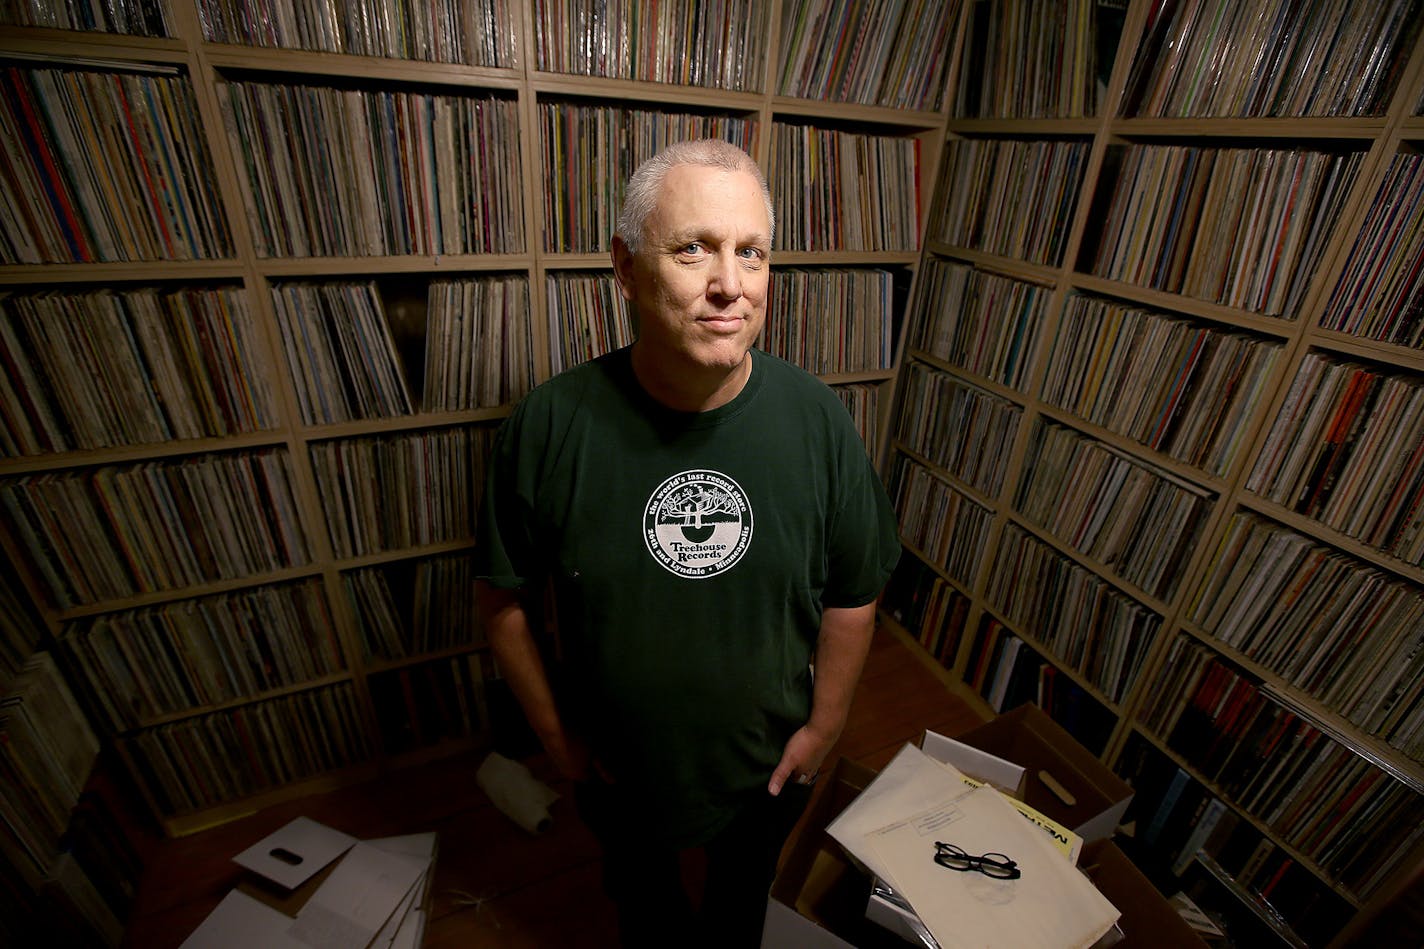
[576,780,813,949]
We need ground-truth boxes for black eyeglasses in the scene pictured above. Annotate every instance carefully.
[933,842,1021,880]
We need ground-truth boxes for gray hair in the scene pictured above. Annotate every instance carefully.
[614,139,775,254]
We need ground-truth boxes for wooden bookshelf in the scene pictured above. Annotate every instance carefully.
[883,2,1424,946]
[0,0,965,880]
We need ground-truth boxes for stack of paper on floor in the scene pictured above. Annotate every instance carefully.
[179,817,437,949]
[828,744,1119,949]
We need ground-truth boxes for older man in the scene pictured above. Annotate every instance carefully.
[475,139,899,947]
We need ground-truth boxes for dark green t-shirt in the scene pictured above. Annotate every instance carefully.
[476,346,900,845]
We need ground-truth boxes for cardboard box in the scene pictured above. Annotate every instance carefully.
[762,759,910,949]
[954,704,1133,842]
[1079,840,1208,948]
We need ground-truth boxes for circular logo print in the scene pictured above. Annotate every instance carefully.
[643,469,753,579]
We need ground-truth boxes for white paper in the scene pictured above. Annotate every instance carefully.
[365,834,436,948]
[286,841,429,949]
[826,743,971,882]
[232,817,357,890]
[179,890,309,949]
[863,776,1119,949]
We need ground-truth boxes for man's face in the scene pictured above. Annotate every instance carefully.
[614,163,771,376]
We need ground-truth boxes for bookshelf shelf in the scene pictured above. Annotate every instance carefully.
[0,430,290,476]
[922,242,1062,285]
[530,72,765,112]
[158,761,381,838]
[1192,851,1314,949]
[332,538,479,572]
[1308,330,1424,376]
[302,409,510,442]
[882,3,1424,943]
[1174,622,1424,796]
[982,600,1128,717]
[1065,273,1301,338]
[253,254,535,277]
[904,350,1028,408]
[51,564,325,622]
[132,671,356,730]
[204,46,524,88]
[948,118,1103,135]
[892,442,1001,511]
[0,32,187,63]
[1129,726,1365,911]
[0,260,246,285]
[364,641,488,676]
[1231,494,1424,589]
[1109,117,1390,140]
[770,97,946,129]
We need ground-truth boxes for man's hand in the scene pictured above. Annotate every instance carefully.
[767,723,835,796]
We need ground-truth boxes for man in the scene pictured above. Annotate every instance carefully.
[474,139,900,947]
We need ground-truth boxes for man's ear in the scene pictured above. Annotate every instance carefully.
[610,235,637,302]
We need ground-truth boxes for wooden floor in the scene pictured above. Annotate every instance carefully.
[119,625,988,948]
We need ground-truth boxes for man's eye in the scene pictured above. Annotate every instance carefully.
[681,242,704,255]
[738,247,763,260]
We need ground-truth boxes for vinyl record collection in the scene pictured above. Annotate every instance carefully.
[1318,152,1424,350]
[370,652,491,756]
[1040,295,1284,477]
[1089,145,1361,318]
[197,0,517,66]
[953,0,1101,118]
[888,454,992,589]
[0,652,99,880]
[218,80,523,257]
[1246,352,1424,566]
[424,276,533,411]
[271,281,414,424]
[881,555,970,668]
[308,426,492,559]
[1,67,232,264]
[1188,510,1424,759]
[893,361,1022,499]
[344,552,483,660]
[533,0,767,92]
[1015,418,1213,601]
[930,137,1089,266]
[832,382,880,451]
[0,286,275,456]
[964,619,1118,753]
[0,0,168,34]
[776,0,961,110]
[770,123,921,252]
[908,258,1050,392]
[544,270,631,375]
[120,681,370,815]
[985,523,1160,706]
[59,579,345,732]
[1133,639,1424,902]
[1120,0,1419,118]
[1,449,309,609]
[763,267,895,375]
[270,275,533,425]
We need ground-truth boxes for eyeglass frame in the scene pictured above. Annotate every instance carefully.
[933,841,1022,880]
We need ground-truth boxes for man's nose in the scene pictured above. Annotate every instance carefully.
[708,251,743,299]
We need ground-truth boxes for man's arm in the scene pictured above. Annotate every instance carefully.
[476,579,590,781]
[767,600,877,795]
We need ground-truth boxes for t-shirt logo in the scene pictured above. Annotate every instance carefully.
[643,469,753,579]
